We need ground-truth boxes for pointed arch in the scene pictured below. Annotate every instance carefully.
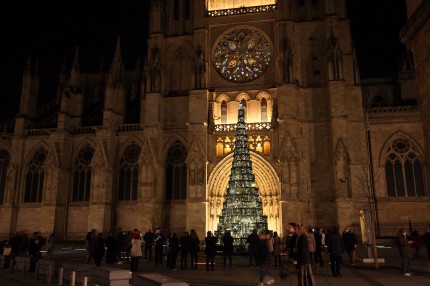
[378,131,424,166]
[164,40,194,93]
[207,151,281,233]
[118,136,143,157]
[380,131,426,197]
[24,146,48,203]
[163,134,188,156]
[235,92,251,102]
[256,91,272,100]
[118,141,142,201]
[215,94,231,103]
[165,140,188,201]
[72,143,95,202]
[73,139,96,162]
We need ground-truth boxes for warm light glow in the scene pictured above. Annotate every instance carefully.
[207,0,276,11]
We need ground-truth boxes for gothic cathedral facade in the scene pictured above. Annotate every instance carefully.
[0,0,428,240]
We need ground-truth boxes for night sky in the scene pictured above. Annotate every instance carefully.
[0,0,407,122]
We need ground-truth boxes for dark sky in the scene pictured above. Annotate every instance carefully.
[0,0,407,122]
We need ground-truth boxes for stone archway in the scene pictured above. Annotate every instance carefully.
[207,151,281,234]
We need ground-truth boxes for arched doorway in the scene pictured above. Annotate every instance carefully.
[207,151,281,234]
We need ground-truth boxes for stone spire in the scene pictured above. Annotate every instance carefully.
[108,37,124,87]
[69,47,81,91]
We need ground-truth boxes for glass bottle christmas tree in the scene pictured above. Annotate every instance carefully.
[217,100,268,243]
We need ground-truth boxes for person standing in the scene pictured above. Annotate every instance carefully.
[423,228,430,260]
[342,228,357,266]
[257,230,274,286]
[397,228,412,276]
[130,231,143,272]
[85,229,96,264]
[204,231,217,271]
[327,226,343,277]
[179,231,189,269]
[105,232,117,266]
[307,229,316,267]
[273,231,282,267]
[154,228,165,266]
[167,233,179,270]
[286,223,298,264]
[94,233,105,267]
[296,224,315,286]
[247,229,259,268]
[143,229,154,261]
[222,231,234,268]
[313,228,324,267]
[189,229,200,269]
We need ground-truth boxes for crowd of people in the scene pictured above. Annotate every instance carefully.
[2,224,430,285]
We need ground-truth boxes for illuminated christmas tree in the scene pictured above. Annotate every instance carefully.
[217,100,268,242]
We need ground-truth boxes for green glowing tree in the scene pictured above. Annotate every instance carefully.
[217,100,268,243]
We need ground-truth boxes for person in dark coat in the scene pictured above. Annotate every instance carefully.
[94,233,105,267]
[154,228,165,266]
[143,229,154,261]
[205,231,217,271]
[28,232,45,272]
[116,229,126,263]
[286,223,298,263]
[256,230,274,286]
[296,224,315,286]
[397,228,412,276]
[189,229,200,269]
[247,229,259,268]
[342,228,357,266]
[9,232,23,257]
[411,230,421,257]
[167,233,180,270]
[179,231,189,269]
[313,228,324,267]
[222,231,234,267]
[105,232,117,265]
[327,226,344,277]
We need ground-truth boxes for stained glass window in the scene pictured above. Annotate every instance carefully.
[0,150,10,205]
[24,147,47,203]
[72,145,94,202]
[385,138,426,197]
[213,26,272,83]
[119,143,141,201]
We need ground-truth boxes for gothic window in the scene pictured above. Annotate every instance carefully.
[261,98,268,122]
[24,147,47,203]
[119,144,141,201]
[385,138,425,197]
[166,142,187,201]
[185,0,191,19]
[221,101,227,124]
[72,145,94,202]
[0,150,10,204]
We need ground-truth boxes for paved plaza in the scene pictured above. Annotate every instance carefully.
[1,245,429,285]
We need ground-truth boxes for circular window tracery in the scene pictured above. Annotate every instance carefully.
[213,26,272,83]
